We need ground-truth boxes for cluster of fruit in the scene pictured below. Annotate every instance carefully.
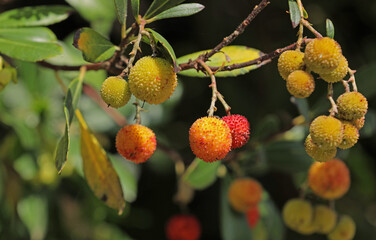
[283,159,354,239]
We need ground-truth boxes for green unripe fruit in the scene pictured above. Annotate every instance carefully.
[282,198,313,231]
[278,50,305,80]
[310,116,343,149]
[128,56,177,104]
[337,92,368,121]
[312,205,337,234]
[320,55,348,83]
[305,134,337,162]
[100,76,131,108]
[286,70,315,98]
[304,37,342,74]
[338,121,359,149]
[328,215,356,240]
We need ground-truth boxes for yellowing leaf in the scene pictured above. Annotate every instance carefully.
[177,45,263,77]
[76,110,125,214]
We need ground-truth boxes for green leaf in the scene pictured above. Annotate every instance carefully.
[360,110,376,138]
[259,192,285,240]
[145,0,185,18]
[182,158,221,190]
[114,0,128,25]
[150,3,204,22]
[220,176,253,240]
[144,28,177,66]
[73,27,117,63]
[326,18,335,39]
[293,97,310,122]
[17,195,48,240]
[0,5,73,28]
[288,0,301,28]
[177,46,263,77]
[131,0,140,19]
[264,140,312,173]
[55,77,83,173]
[0,28,62,62]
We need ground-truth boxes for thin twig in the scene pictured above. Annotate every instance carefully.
[348,68,358,92]
[327,83,338,116]
[133,101,143,124]
[39,61,104,72]
[141,30,158,57]
[54,71,67,93]
[301,19,323,38]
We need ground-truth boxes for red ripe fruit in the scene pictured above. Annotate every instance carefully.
[246,206,260,228]
[222,114,250,149]
[166,214,201,240]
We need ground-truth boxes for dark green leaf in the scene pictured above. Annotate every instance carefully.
[264,140,312,173]
[144,28,177,66]
[288,0,301,28]
[131,0,140,19]
[177,46,263,77]
[150,3,204,22]
[114,0,128,25]
[220,176,253,240]
[73,27,117,63]
[0,28,62,62]
[259,192,285,240]
[360,110,376,138]
[0,5,73,28]
[182,158,221,190]
[326,18,335,39]
[144,0,185,19]
[293,97,310,122]
[253,114,280,141]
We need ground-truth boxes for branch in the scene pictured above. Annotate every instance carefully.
[38,61,105,72]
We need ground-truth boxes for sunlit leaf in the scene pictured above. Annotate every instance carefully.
[182,158,221,190]
[144,28,177,66]
[144,0,185,19]
[177,46,263,77]
[220,176,253,240]
[131,0,139,19]
[0,28,62,62]
[0,5,73,28]
[288,0,301,28]
[326,18,335,39]
[76,110,125,213]
[17,195,48,240]
[150,3,204,22]
[73,27,117,63]
[114,0,128,25]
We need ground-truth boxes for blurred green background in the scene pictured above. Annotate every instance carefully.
[0,0,376,239]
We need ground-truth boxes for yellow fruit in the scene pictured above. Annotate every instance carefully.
[352,116,365,130]
[282,198,313,231]
[128,56,177,104]
[305,134,337,162]
[189,117,232,162]
[337,92,368,121]
[228,178,263,212]
[295,223,316,235]
[338,121,359,149]
[304,37,342,74]
[312,205,337,234]
[278,50,305,80]
[309,116,343,148]
[286,70,315,98]
[100,76,131,108]
[328,215,356,240]
[308,159,350,200]
[320,55,348,83]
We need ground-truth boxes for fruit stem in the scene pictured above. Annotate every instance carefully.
[54,71,67,94]
[301,19,323,38]
[348,68,358,92]
[133,101,143,124]
[141,30,158,57]
[299,180,308,199]
[296,0,305,50]
[327,83,338,116]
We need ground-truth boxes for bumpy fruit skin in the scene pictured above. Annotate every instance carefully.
[246,206,260,228]
[309,116,343,148]
[100,76,131,108]
[221,114,250,149]
[277,50,305,80]
[286,70,315,98]
[128,56,177,104]
[352,116,365,130]
[328,215,356,240]
[312,205,337,234]
[337,92,368,121]
[282,199,313,231]
[304,37,342,74]
[166,214,201,240]
[116,125,156,163]
[228,178,263,212]
[305,134,337,162]
[338,121,359,149]
[308,159,350,200]
[189,117,232,162]
[320,55,348,83]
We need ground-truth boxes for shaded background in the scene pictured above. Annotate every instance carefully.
[0,0,376,239]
